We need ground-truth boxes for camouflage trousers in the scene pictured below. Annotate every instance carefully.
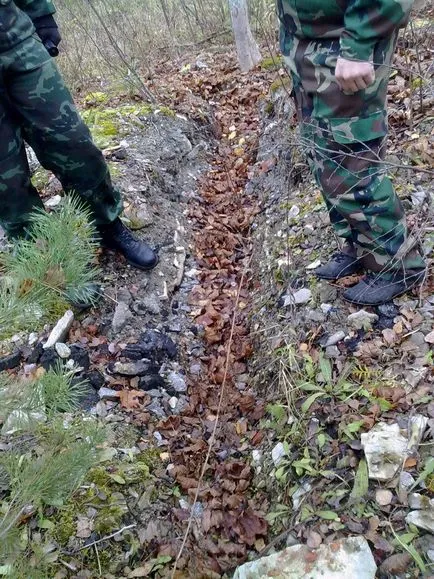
[284,35,425,274]
[0,35,122,238]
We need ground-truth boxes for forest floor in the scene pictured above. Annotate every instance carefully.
[0,20,433,579]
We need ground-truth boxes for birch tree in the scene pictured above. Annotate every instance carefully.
[228,0,261,72]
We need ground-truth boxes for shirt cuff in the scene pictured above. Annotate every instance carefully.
[339,33,375,62]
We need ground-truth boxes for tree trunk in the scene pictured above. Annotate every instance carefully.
[228,0,261,72]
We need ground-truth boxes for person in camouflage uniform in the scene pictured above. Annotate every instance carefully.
[277,0,426,305]
[0,0,158,272]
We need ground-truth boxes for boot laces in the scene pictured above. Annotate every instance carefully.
[114,220,137,244]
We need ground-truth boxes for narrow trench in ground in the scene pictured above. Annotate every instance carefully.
[157,62,272,575]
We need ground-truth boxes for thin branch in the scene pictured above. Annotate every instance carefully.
[76,524,137,551]
[86,0,156,103]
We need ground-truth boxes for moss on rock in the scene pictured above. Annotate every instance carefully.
[31,167,51,191]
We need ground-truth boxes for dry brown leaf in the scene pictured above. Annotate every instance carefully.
[118,389,145,409]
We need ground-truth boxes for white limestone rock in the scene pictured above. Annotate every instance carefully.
[233,536,376,579]
[361,422,407,480]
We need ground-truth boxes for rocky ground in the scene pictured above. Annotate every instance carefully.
[0,22,433,579]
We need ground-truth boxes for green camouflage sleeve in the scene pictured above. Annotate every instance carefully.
[340,0,413,61]
[14,0,56,21]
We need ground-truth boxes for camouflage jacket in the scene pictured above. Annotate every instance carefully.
[0,0,55,52]
[277,0,413,61]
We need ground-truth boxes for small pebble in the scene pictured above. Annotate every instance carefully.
[375,489,393,506]
[55,342,71,359]
[325,331,345,347]
[28,332,39,347]
[252,450,262,463]
[169,396,178,410]
[98,387,120,400]
[284,288,312,306]
[271,442,286,466]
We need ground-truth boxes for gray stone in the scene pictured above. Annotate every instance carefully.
[44,310,74,349]
[403,332,429,356]
[55,342,71,359]
[98,387,120,401]
[292,481,312,510]
[283,288,312,306]
[28,332,39,347]
[425,330,434,344]
[411,189,426,207]
[95,401,108,418]
[189,363,201,375]
[147,399,166,418]
[406,510,434,533]
[252,450,262,463]
[45,195,62,208]
[325,345,340,358]
[306,258,321,270]
[147,389,163,398]
[117,288,132,305]
[408,493,434,510]
[287,205,300,219]
[347,310,378,330]
[168,321,182,333]
[399,471,415,492]
[361,422,407,480]
[325,331,345,347]
[375,489,393,506]
[233,537,376,579]
[133,294,161,316]
[112,302,132,333]
[112,361,151,377]
[307,309,325,323]
[320,303,333,314]
[167,371,187,393]
[168,396,178,410]
[319,283,338,302]
[405,368,428,389]
[409,331,428,346]
[378,303,399,318]
[271,442,286,466]
[407,414,429,453]
[171,395,189,414]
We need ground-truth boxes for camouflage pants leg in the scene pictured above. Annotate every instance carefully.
[0,35,123,238]
[285,36,425,274]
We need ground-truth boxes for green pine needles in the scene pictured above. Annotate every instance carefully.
[0,365,104,576]
[0,362,88,433]
[0,196,100,340]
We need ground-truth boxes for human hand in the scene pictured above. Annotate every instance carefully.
[33,14,61,57]
[335,57,375,93]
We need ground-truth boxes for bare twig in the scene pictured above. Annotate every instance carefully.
[86,0,156,103]
[77,524,137,551]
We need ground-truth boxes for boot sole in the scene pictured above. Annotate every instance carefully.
[342,272,425,306]
[126,254,160,271]
[102,246,159,271]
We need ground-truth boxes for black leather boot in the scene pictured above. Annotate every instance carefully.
[98,218,158,271]
[343,269,426,305]
[314,252,363,280]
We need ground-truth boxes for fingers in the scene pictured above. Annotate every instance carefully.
[335,58,375,93]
